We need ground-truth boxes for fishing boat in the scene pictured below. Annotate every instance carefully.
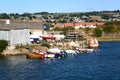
[88,37,99,48]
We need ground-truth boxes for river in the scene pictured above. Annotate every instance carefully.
[0,41,120,80]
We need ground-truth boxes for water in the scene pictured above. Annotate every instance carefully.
[0,42,120,80]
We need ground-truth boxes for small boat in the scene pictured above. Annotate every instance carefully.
[26,53,45,59]
[47,48,61,54]
[64,50,78,55]
[45,54,55,58]
[46,48,65,58]
[76,48,94,53]
[88,37,99,48]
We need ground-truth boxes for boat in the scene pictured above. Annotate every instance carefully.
[46,48,66,58]
[76,48,94,53]
[45,53,55,58]
[64,50,78,55]
[47,48,61,54]
[26,53,45,59]
[88,37,99,48]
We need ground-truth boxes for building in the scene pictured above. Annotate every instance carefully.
[0,28,30,46]
[0,19,43,46]
[54,22,105,29]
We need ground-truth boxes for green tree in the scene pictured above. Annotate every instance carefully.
[40,40,50,48]
[0,40,8,53]
[0,13,10,19]
[93,28,102,37]
[103,25,115,34]
[57,20,67,23]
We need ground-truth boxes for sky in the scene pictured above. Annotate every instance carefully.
[0,0,120,14]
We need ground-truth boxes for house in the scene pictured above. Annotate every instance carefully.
[54,22,105,29]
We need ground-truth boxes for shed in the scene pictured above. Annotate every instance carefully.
[0,19,44,46]
[0,28,30,46]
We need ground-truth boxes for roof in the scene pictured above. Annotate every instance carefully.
[0,19,43,30]
[54,22,105,28]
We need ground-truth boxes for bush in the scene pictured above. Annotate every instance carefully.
[93,28,102,37]
[0,40,8,53]
[40,40,50,48]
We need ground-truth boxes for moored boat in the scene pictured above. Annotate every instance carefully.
[45,53,55,58]
[76,48,94,53]
[26,53,45,59]
[64,50,78,55]
[46,48,66,58]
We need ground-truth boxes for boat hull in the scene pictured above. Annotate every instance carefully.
[26,53,45,59]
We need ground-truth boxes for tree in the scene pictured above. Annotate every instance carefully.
[93,28,102,37]
[0,40,8,53]
[0,13,10,19]
[103,24,115,34]
[57,19,67,23]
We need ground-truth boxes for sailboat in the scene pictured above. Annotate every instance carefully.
[88,37,99,48]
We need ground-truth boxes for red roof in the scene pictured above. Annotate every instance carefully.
[54,22,105,28]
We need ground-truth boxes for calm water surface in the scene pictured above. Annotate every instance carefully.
[0,42,120,80]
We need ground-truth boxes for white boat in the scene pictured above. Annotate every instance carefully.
[45,54,55,58]
[65,50,78,55]
[47,48,61,54]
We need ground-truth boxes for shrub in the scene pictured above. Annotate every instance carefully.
[40,40,50,48]
[93,28,102,37]
[0,40,8,53]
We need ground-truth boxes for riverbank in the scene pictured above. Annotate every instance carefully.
[1,37,120,55]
